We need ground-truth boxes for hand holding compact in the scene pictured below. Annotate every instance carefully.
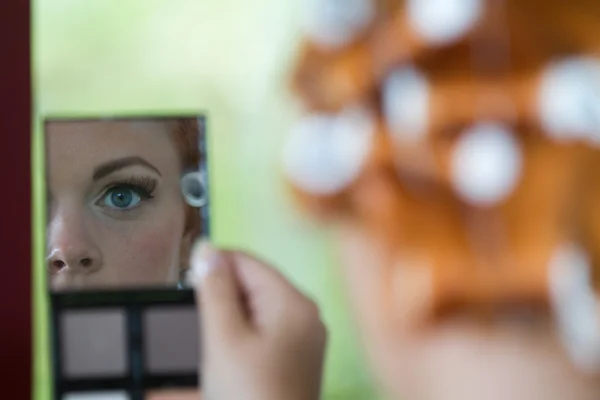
[191,242,327,400]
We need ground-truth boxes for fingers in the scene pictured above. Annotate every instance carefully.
[227,250,319,331]
[191,241,321,336]
[191,241,249,343]
[228,250,303,300]
[189,241,327,400]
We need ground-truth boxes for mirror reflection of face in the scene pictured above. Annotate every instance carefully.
[46,119,199,290]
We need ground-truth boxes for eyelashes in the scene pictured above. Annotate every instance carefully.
[111,176,157,198]
[96,175,158,211]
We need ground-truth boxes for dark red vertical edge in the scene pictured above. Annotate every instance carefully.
[0,1,32,399]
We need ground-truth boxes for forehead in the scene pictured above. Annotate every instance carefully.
[46,119,181,180]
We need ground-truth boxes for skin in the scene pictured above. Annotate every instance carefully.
[46,119,328,400]
[46,120,192,290]
[192,242,327,400]
[334,221,600,400]
[47,118,598,399]
[183,228,599,400]
[137,242,327,400]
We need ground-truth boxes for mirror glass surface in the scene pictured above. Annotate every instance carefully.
[45,115,209,292]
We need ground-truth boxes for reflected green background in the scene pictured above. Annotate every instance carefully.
[32,1,378,399]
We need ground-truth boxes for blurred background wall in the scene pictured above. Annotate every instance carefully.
[32,1,378,398]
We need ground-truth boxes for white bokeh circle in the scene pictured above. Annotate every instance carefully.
[382,66,430,143]
[301,0,375,49]
[538,57,600,145]
[407,0,484,46]
[451,122,523,206]
[282,106,375,195]
[548,243,600,372]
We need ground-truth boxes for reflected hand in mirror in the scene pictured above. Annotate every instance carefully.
[45,117,208,291]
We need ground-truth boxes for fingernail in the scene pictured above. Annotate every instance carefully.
[188,240,222,285]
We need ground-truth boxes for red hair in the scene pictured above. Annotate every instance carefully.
[170,118,203,239]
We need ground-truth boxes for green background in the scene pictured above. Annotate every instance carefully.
[32,1,378,399]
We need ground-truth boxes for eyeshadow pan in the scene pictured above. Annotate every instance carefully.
[144,307,199,373]
[63,391,129,400]
[61,309,128,378]
[145,389,200,399]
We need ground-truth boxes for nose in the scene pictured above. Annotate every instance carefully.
[47,210,103,275]
[47,248,101,274]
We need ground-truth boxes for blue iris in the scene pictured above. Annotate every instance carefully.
[111,190,133,208]
[103,187,142,209]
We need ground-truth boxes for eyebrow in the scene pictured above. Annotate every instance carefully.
[92,156,162,181]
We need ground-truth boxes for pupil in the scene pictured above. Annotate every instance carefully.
[112,190,132,207]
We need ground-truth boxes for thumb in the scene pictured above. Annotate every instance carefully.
[190,241,249,343]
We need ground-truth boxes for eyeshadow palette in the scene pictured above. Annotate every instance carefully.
[51,288,200,400]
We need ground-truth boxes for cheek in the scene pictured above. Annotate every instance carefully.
[100,211,185,282]
[118,226,181,264]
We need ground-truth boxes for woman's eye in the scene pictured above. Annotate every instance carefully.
[102,187,142,210]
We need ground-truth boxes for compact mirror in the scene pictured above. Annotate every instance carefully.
[44,115,209,292]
